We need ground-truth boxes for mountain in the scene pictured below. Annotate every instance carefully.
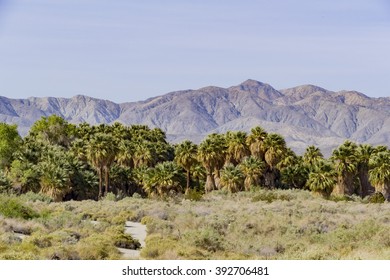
[1,79,389,156]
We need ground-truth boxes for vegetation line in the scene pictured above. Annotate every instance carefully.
[0,115,388,201]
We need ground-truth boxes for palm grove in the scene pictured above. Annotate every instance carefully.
[0,115,389,202]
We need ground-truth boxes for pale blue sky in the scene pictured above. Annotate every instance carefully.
[0,0,389,102]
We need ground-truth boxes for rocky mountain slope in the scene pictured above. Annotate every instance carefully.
[1,79,389,156]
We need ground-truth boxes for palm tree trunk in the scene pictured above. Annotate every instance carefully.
[264,169,276,189]
[214,168,221,189]
[104,166,110,196]
[358,166,374,197]
[205,172,216,193]
[186,169,191,194]
[384,183,390,201]
[98,167,103,199]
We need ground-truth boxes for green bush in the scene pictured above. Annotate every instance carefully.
[0,195,39,219]
[368,192,385,204]
[192,228,224,252]
[21,191,53,203]
[103,192,117,202]
[184,189,203,201]
[76,234,120,260]
[251,191,291,203]
[0,171,13,194]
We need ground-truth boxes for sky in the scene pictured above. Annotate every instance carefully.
[0,0,390,103]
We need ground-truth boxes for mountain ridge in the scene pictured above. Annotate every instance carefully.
[1,80,389,156]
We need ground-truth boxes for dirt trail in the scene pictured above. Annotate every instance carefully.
[118,221,147,259]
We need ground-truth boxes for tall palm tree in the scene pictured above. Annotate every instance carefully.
[86,133,115,198]
[331,140,358,196]
[102,133,118,196]
[220,164,244,193]
[198,135,225,193]
[225,131,250,165]
[191,163,206,190]
[264,133,287,169]
[369,150,390,200]
[246,126,268,160]
[306,159,336,198]
[356,144,375,198]
[263,133,287,188]
[175,140,198,193]
[239,156,265,191]
[208,133,226,188]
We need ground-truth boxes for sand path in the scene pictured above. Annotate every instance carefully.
[118,221,147,259]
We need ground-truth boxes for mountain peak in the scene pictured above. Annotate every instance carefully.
[239,79,266,87]
[230,79,282,101]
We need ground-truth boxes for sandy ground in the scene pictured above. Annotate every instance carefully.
[118,221,147,259]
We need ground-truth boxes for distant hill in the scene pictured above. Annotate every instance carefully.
[1,79,389,156]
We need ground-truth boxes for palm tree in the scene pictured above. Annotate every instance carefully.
[369,150,390,200]
[220,164,244,193]
[239,156,265,191]
[208,133,226,188]
[198,134,226,193]
[264,133,287,169]
[276,148,299,169]
[86,133,116,199]
[38,146,73,202]
[116,139,135,168]
[331,140,358,196]
[263,133,287,188]
[102,134,118,196]
[175,140,198,193]
[306,160,336,198]
[356,144,375,197]
[303,145,324,166]
[281,164,309,189]
[143,161,184,197]
[225,131,249,165]
[133,142,154,168]
[246,126,268,160]
[191,163,206,190]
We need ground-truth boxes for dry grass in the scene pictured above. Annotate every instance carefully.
[0,190,390,259]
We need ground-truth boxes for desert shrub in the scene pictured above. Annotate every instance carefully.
[111,210,134,225]
[132,192,142,199]
[0,195,39,219]
[140,234,178,259]
[368,192,385,203]
[189,228,224,252]
[0,172,13,194]
[76,234,120,260]
[44,246,80,260]
[251,191,292,203]
[1,218,36,235]
[140,215,155,225]
[1,232,23,245]
[108,226,141,250]
[184,189,203,201]
[21,191,53,203]
[328,195,355,202]
[103,192,117,202]
[29,234,52,248]
[49,230,81,245]
[374,228,390,247]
